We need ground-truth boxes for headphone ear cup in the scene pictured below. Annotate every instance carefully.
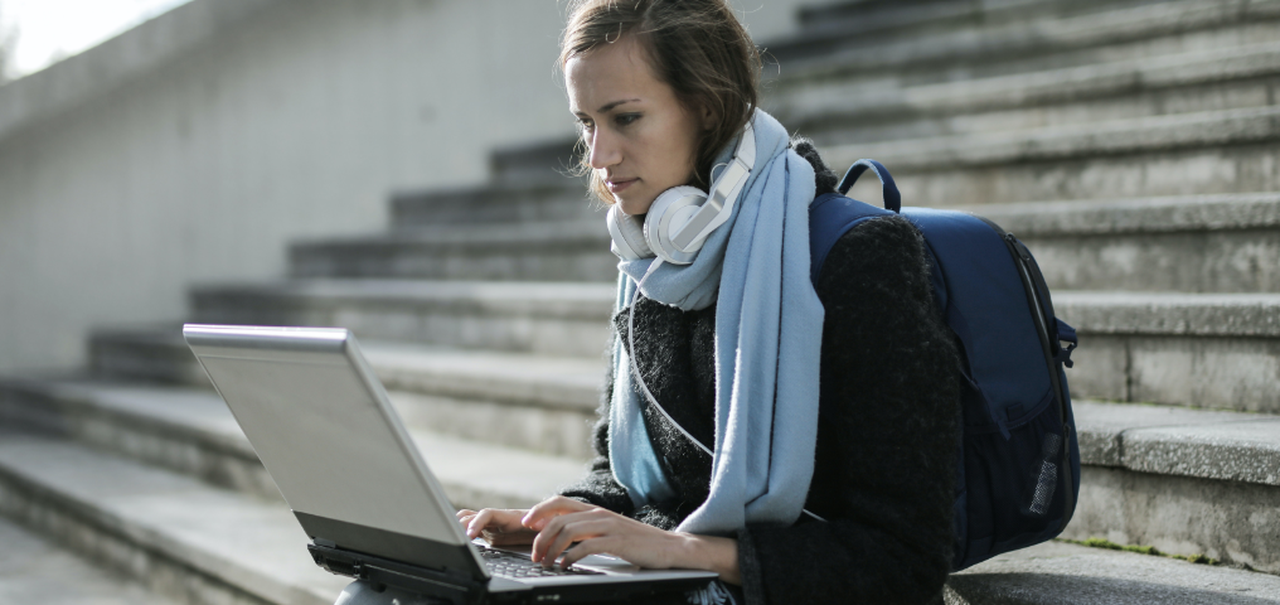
[606,205,653,260]
[645,186,707,265]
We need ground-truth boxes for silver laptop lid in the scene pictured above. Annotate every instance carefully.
[183,324,486,577]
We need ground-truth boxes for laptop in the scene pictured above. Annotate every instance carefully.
[182,323,718,604]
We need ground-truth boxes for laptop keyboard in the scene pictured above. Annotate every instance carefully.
[477,544,603,578]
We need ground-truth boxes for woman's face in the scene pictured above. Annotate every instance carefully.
[565,36,706,216]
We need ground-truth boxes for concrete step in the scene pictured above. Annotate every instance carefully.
[774,0,1280,84]
[791,0,1152,41]
[5,381,1279,590]
[822,106,1280,206]
[1071,401,1280,575]
[488,138,581,187]
[11,359,1280,567]
[0,377,275,499]
[976,193,1280,294]
[1058,291,1280,412]
[0,515,181,605]
[0,430,351,605]
[289,219,615,282]
[294,192,1280,293]
[2,350,601,468]
[946,540,1280,604]
[782,0,1170,65]
[36,359,1280,547]
[789,0,1115,49]
[188,279,616,358]
[362,342,602,459]
[88,328,602,457]
[393,65,1280,224]
[0,378,587,509]
[1075,400,1280,486]
[90,326,213,386]
[389,179,591,230]
[91,284,1280,458]
[773,41,1280,145]
[185,281,1280,411]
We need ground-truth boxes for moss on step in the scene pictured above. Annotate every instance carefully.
[1057,537,1219,566]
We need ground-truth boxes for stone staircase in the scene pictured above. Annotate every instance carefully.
[3,0,1280,602]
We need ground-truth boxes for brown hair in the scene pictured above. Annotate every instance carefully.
[560,0,762,205]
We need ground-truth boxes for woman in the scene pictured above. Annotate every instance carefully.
[456,2,963,603]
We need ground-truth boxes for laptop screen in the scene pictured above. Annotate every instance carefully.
[185,325,468,550]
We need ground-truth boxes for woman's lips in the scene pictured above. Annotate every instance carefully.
[607,178,637,194]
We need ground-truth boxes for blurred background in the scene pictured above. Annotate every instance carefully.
[0,0,191,80]
[0,0,802,373]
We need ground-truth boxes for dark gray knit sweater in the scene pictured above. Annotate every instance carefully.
[561,143,962,605]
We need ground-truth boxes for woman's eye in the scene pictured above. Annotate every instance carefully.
[616,113,640,127]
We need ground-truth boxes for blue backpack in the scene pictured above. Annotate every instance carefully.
[809,159,1081,571]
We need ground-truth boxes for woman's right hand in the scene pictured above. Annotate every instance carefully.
[456,508,537,547]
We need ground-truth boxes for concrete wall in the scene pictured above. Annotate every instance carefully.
[0,0,807,372]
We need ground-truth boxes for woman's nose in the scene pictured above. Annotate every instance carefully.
[587,130,620,170]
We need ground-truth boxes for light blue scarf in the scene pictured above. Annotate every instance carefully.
[608,109,823,536]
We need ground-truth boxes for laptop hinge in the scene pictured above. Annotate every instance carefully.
[309,543,485,605]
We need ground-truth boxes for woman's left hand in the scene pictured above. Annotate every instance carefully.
[521,496,741,584]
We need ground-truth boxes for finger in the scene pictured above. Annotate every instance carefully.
[529,512,571,564]
[469,509,536,544]
[456,509,476,520]
[534,513,610,567]
[467,509,498,539]
[545,517,611,567]
[534,508,613,559]
[560,536,616,568]
[523,496,594,532]
[528,507,582,562]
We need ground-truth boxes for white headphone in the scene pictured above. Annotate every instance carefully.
[606,121,756,265]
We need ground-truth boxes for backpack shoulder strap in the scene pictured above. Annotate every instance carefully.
[808,192,895,284]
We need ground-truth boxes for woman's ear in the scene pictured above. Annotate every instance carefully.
[698,103,718,131]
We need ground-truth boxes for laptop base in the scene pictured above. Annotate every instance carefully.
[309,543,713,605]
